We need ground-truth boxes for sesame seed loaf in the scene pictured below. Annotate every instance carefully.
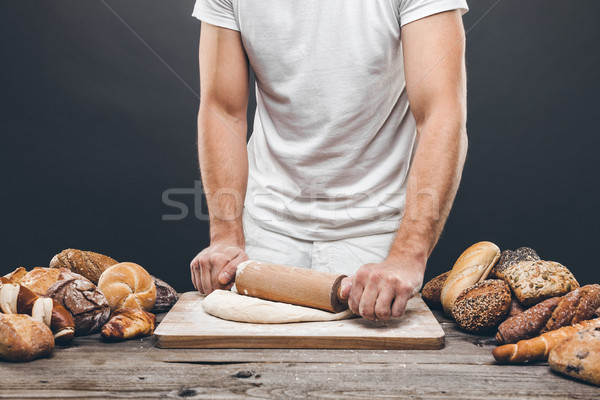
[503,260,579,307]
[452,279,512,334]
[489,247,540,280]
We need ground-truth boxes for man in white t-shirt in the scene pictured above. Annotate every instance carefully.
[190,0,469,322]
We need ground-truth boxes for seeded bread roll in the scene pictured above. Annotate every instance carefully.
[503,260,579,306]
[421,271,450,310]
[489,247,540,280]
[98,263,156,311]
[440,241,501,317]
[0,314,54,362]
[452,279,512,333]
[50,249,118,285]
[548,325,600,386]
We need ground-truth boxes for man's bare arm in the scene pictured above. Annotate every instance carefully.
[190,23,250,294]
[341,10,468,321]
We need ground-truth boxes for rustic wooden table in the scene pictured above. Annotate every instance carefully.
[1,310,598,399]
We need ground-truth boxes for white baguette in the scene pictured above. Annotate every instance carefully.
[441,241,501,317]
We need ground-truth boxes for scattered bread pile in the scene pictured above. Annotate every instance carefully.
[1,249,178,362]
[422,241,600,387]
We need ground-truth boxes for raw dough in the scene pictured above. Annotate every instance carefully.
[202,290,354,324]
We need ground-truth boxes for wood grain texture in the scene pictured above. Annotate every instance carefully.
[154,292,445,350]
[1,308,597,398]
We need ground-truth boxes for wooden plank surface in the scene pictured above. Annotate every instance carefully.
[154,292,445,350]
[1,311,599,399]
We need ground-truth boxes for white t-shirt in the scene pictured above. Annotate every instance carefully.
[193,0,468,241]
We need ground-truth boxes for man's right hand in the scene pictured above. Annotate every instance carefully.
[190,243,248,294]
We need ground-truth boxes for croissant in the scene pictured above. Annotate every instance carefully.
[101,307,156,341]
[492,317,600,363]
[0,277,75,344]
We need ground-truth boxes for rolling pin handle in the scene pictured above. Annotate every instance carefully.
[330,275,349,313]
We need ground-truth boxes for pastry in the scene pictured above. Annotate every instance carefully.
[489,247,540,280]
[0,277,75,343]
[0,314,54,362]
[503,260,578,306]
[492,317,600,363]
[452,279,511,333]
[549,325,600,386]
[101,307,156,341]
[19,267,62,296]
[98,262,156,311]
[151,276,178,313]
[46,274,111,335]
[421,271,450,310]
[49,249,118,284]
[496,297,561,344]
[440,241,501,317]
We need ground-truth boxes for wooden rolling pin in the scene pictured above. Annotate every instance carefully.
[235,261,348,313]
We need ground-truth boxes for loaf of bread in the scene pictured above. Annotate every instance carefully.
[503,260,579,306]
[151,276,178,313]
[492,317,600,363]
[46,273,110,335]
[101,307,156,341]
[548,325,600,386]
[98,263,156,311]
[19,267,62,296]
[3,267,27,283]
[542,284,600,333]
[440,241,501,317]
[421,271,450,310]
[0,314,54,362]
[49,249,118,284]
[452,279,511,333]
[496,297,561,344]
[0,277,75,344]
[489,247,540,280]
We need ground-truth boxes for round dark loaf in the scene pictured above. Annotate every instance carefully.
[452,279,511,333]
[151,276,178,313]
[421,271,450,310]
[47,272,110,335]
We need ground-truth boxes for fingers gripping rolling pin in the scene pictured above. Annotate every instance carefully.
[234,261,349,313]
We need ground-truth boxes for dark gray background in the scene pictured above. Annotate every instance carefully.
[1,0,599,291]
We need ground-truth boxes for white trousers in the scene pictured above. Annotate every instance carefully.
[243,211,397,276]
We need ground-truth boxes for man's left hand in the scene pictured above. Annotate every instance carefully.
[339,256,425,322]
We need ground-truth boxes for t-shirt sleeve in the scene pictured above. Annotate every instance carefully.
[399,0,469,27]
[192,0,239,31]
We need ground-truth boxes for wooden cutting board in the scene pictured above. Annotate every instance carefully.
[154,292,445,350]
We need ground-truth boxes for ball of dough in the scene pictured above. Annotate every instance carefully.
[98,262,156,311]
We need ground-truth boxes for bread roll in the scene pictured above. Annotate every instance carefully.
[489,247,540,280]
[3,267,27,283]
[0,314,54,362]
[421,271,450,310]
[49,249,118,284]
[47,274,110,335]
[452,279,511,333]
[98,263,156,311]
[440,241,501,317]
[503,260,578,306]
[549,325,600,386]
[496,297,561,344]
[101,307,156,341]
[151,276,178,313]
[19,267,62,296]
